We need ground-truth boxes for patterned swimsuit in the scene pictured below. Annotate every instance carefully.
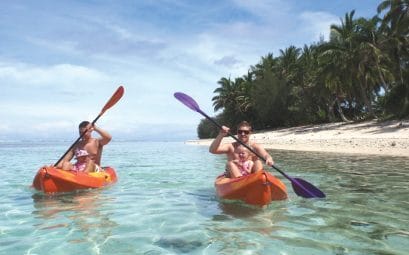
[238,160,252,176]
[72,148,87,172]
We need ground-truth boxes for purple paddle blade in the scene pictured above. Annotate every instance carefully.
[174,92,200,112]
[291,177,326,198]
[174,91,326,199]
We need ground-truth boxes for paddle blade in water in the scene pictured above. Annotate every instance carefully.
[174,92,200,112]
[291,177,326,198]
[174,91,326,199]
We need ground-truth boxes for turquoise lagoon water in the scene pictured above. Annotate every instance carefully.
[0,141,408,255]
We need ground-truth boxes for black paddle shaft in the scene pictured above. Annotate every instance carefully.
[54,114,102,167]
[174,91,325,198]
[197,109,291,178]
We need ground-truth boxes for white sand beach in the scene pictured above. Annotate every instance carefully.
[186,120,409,157]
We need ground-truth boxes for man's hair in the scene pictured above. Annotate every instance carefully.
[237,121,252,131]
[79,121,90,129]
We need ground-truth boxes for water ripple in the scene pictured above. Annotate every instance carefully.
[0,142,408,254]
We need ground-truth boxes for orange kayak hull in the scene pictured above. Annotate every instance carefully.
[215,170,287,206]
[32,166,117,193]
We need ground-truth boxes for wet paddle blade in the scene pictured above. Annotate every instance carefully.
[174,92,200,112]
[174,91,326,199]
[291,177,326,198]
[101,86,125,115]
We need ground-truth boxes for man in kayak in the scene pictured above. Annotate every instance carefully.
[58,121,112,171]
[209,121,274,178]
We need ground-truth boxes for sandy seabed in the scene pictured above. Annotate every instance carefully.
[186,120,409,157]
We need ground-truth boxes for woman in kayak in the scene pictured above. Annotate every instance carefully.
[58,121,112,171]
[209,121,274,178]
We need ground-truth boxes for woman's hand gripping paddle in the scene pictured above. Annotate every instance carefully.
[54,86,125,167]
[174,92,325,198]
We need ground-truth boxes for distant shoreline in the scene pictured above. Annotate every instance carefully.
[186,120,409,157]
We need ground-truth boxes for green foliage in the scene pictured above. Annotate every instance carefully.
[197,114,232,139]
[197,118,219,139]
[251,71,289,128]
[383,82,409,118]
[199,0,409,137]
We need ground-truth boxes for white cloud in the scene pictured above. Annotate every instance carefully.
[0,1,378,141]
[214,55,241,67]
[0,62,109,89]
[232,0,291,18]
[300,11,339,41]
[31,120,74,132]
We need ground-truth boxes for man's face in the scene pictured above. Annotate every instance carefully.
[237,126,251,141]
[79,126,91,138]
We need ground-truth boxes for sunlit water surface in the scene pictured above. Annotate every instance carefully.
[0,141,408,254]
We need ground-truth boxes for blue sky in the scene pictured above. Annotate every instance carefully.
[0,0,380,141]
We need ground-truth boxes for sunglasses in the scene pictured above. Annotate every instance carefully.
[237,130,250,135]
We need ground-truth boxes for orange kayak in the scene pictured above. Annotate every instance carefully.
[32,166,117,193]
[215,170,287,206]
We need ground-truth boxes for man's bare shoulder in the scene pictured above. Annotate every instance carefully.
[250,142,268,154]
[250,141,261,147]
[219,142,234,153]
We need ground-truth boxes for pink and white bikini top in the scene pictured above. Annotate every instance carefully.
[72,161,87,172]
[72,149,88,172]
[238,160,252,176]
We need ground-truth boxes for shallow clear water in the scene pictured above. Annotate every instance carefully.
[0,141,408,255]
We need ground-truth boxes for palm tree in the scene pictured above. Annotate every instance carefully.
[235,71,254,114]
[377,0,409,116]
[212,77,236,112]
[212,76,255,127]
[299,43,333,122]
[276,46,308,123]
[378,0,409,85]
[320,11,382,118]
[251,53,276,80]
[277,46,301,84]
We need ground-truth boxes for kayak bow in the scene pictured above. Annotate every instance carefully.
[215,170,287,206]
[32,166,117,193]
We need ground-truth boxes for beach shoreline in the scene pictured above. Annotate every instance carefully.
[186,119,409,157]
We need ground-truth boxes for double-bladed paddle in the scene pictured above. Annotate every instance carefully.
[54,86,125,167]
[174,92,325,198]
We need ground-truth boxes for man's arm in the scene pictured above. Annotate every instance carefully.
[209,126,231,154]
[93,125,112,145]
[55,149,74,168]
[252,143,274,166]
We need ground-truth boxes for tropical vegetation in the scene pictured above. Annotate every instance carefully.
[198,0,409,138]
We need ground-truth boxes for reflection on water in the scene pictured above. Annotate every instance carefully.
[200,150,409,254]
[265,150,409,254]
[30,189,118,252]
[154,237,204,254]
[216,202,263,219]
[1,142,408,254]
